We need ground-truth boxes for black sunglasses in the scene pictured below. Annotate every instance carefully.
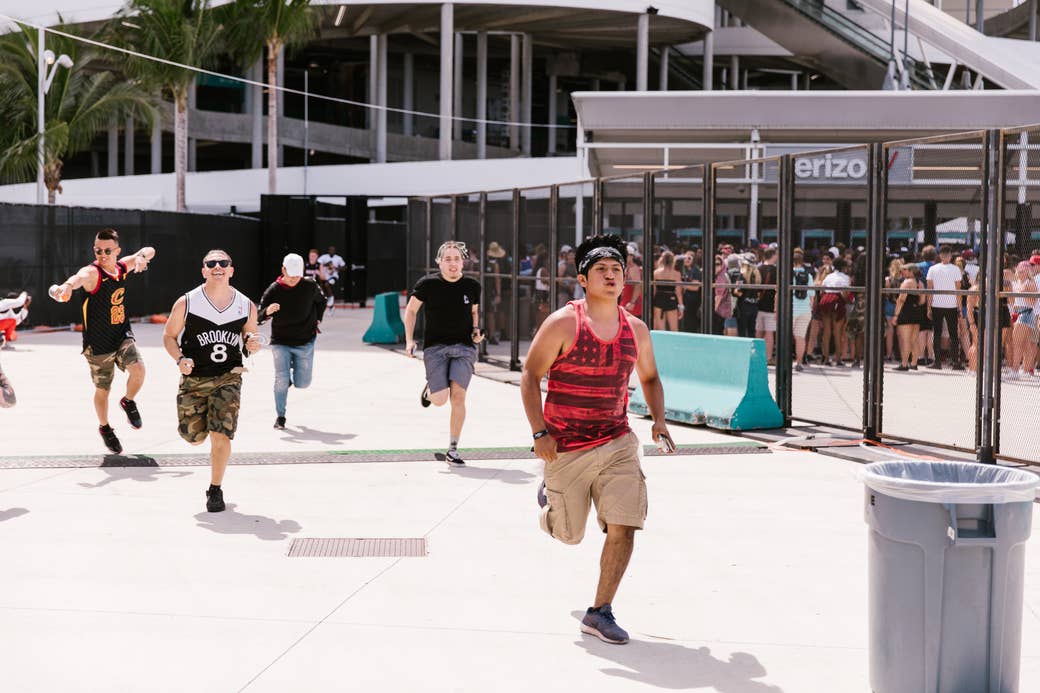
[93,248,116,255]
[204,259,232,268]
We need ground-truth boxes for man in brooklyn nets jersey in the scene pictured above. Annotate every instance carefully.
[162,249,262,512]
[50,228,156,454]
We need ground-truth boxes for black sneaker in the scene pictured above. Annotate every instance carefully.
[895,364,909,371]
[952,363,966,371]
[99,425,122,454]
[444,449,465,466]
[206,486,225,512]
[420,384,432,408]
[0,367,15,408]
[119,397,142,429]
[273,416,286,430]
[927,362,942,370]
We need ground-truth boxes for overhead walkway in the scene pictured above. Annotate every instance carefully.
[855,0,1040,88]
[721,0,1040,89]
[716,0,935,89]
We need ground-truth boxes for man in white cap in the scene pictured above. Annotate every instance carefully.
[257,253,327,429]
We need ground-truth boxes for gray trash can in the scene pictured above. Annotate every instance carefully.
[860,460,1039,693]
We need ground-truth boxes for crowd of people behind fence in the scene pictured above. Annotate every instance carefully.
[473,236,1040,379]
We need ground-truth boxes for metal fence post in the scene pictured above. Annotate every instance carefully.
[979,129,1003,464]
[702,166,716,334]
[642,172,653,321]
[864,144,884,441]
[775,155,794,424]
[549,185,559,312]
[478,191,488,361]
[510,188,521,370]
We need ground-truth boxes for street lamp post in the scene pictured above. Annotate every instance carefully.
[36,27,73,205]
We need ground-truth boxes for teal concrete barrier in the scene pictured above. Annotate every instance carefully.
[363,292,405,344]
[629,331,784,431]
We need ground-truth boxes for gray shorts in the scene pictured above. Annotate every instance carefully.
[423,343,477,392]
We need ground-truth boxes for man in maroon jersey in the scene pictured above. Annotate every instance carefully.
[521,234,673,645]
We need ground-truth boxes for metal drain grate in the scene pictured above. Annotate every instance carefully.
[287,538,428,558]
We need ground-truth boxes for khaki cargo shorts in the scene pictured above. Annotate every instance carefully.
[177,372,242,443]
[539,431,647,545]
[84,339,141,391]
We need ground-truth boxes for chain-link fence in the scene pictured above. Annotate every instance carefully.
[406,125,1040,467]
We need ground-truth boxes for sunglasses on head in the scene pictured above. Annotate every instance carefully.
[93,248,116,255]
[204,259,232,268]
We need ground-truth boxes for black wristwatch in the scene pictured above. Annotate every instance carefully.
[532,429,550,440]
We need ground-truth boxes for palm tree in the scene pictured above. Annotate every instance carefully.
[115,0,222,211]
[224,0,318,194]
[0,24,156,204]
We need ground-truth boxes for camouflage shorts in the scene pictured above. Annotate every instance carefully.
[84,339,141,391]
[176,372,242,444]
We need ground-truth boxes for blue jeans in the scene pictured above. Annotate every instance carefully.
[272,339,315,417]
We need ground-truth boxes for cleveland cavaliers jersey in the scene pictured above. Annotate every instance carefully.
[81,261,134,354]
[179,286,251,377]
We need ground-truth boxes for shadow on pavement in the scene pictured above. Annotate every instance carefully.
[194,503,302,541]
[78,456,193,488]
[575,637,784,692]
[0,507,29,522]
[279,426,357,445]
[437,464,536,485]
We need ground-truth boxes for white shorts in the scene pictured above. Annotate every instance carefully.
[755,311,776,333]
[793,314,812,338]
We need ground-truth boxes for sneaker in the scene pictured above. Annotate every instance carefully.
[119,397,142,429]
[794,363,803,372]
[1007,369,1020,381]
[927,363,942,370]
[952,363,966,371]
[910,364,919,371]
[99,425,122,454]
[581,604,630,644]
[895,364,909,371]
[851,360,862,369]
[0,368,15,408]
[206,486,225,512]
[834,360,846,368]
[273,416,286,430]
[420,384,431,408]
[444,449,465,466]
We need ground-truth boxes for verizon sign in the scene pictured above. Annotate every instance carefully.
[760,145,914,185]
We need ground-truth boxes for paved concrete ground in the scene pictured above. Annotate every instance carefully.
[0,308,1038,692]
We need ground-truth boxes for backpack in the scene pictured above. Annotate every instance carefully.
[793,267,810,300]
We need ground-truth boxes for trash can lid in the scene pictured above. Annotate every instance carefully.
[859,460,1040,504]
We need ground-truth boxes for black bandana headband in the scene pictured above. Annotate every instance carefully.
[578,247,626,276]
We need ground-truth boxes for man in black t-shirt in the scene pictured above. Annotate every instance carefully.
[756,247,778,363]
[404,241,484,465]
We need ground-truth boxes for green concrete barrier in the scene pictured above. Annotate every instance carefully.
[629,331,784,431]
[363,292,405,344]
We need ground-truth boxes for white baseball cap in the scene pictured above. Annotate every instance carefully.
[282,253,305,277]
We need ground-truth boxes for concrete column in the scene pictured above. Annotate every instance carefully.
[439,3,454,160]
[702,31,714,90]
[509,35,520,150]
[250,60,262,168]
[276,49,284,166]
[521,33,532,156]
[636,13,649,91]
[659,46,669,90]
[547,74,557,155]
[124,115,134,176]
[729,55,739,90]
[403,52,414,136]
[377,34,388,163]
[453,33,463,141]
[1030,0,1037,42]
[975,0,984,32]
[107,116,118,176]
[188,137,197,172]
[150,114,161,174]
[476,32,487,159]
[791,72,798,91]
[368,36,377,131]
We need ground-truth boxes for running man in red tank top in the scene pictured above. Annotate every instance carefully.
[521,235,674,645]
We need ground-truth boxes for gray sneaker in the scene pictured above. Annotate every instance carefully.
[581,604,630,644]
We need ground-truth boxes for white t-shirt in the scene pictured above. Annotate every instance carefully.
[926,262,963,309]
[964,262,980,283]
[318,253,346,270]
[821,271,850,291]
